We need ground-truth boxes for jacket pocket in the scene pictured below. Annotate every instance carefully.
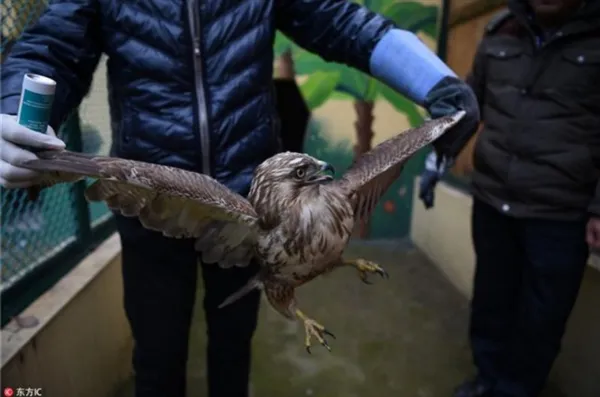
[567,146,598,186]
[559,48,600,93]
[539,144,599,188]
[585,146,600,182]
[484,44,524,85]
[562,48,600,65]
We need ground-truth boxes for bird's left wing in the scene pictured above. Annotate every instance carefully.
[332,110,465,223]
[22,150,260,268]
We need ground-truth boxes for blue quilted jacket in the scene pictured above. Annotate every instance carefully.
[1,0,394,196]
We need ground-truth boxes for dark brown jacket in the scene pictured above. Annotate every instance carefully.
[468,0,600,220]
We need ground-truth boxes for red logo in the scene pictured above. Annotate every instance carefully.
[3,388,14,397]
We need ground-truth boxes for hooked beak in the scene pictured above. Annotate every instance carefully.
[309,161,335,182]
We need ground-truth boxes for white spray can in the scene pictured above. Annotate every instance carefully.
[16,73,57,133]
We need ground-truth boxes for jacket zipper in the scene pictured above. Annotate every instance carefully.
[186,0,211,176]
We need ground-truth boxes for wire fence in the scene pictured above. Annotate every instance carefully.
[0,0,115,326]
[1,0,48,54]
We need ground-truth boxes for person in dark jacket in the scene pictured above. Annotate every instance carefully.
[0,1,479,396]
[419,0,600,396]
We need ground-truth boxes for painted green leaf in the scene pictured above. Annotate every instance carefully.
[364,78,380,102]
[420,19,438,38]
[364,0,385,12]
[330,91,356,101]
[274,31,294,57]
[380,2,439,37]
[292,49,338,75]
[300,71,342,110]
[282,34,373,101]
[337,69,371,99]
[425,24,438,38]
[378,83,424,127]
[291,50,376,101]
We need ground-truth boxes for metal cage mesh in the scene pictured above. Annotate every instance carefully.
[1,0,48,54]
[1,115,80,288]
[0,0,113,297]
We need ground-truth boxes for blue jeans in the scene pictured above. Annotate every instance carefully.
[469,199,589,397]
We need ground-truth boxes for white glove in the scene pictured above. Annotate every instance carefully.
[0,114,65,188]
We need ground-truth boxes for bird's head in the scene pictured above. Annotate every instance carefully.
[249,152,335,218]
[254,152,335,187]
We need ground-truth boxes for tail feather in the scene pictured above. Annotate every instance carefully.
[24,150,103,177]
[217,276,263,309]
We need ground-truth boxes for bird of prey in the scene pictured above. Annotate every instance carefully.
[20,110,464,352]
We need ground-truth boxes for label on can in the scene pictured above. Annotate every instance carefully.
[17,90,55,133]
[17,73,57,134]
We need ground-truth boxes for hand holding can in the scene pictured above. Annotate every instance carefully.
[0,73,65,189]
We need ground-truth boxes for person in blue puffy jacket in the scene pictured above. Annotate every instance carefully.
[0,1,479,396]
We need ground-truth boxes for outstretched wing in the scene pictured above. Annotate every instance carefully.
[332,111,465,223]
[22,150,260,268]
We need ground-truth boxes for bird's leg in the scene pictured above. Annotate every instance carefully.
[340,258,389,284]
[264,281,335,353]
[294,308,336,353]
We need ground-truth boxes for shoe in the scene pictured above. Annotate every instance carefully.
[453,378,493,397]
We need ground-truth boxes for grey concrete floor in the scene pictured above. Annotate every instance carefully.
[114,241,476,396]
[113,242,566,397]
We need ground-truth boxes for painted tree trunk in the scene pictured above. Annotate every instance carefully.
[276,49,296,79]
[352,100,375,238]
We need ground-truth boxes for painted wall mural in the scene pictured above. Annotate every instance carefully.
[274,0,443,239]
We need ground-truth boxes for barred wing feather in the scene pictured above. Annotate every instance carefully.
[22,150,260,268]
[334,111,466,222]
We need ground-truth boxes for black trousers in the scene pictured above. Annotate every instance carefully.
[470,199,589,397]
[115,214,261,397]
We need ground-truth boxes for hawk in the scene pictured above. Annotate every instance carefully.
[20,110,464,352]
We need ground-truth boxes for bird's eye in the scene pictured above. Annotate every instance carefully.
[295,168,305,179]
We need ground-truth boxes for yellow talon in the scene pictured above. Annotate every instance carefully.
[295,309,336,353]
[348,258,389,284]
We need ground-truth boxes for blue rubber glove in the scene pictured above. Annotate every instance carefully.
[418,150,449,209]
[369,29,480,168]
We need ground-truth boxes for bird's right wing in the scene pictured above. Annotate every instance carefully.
[22,150,261,268]
[333,111,465,223]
